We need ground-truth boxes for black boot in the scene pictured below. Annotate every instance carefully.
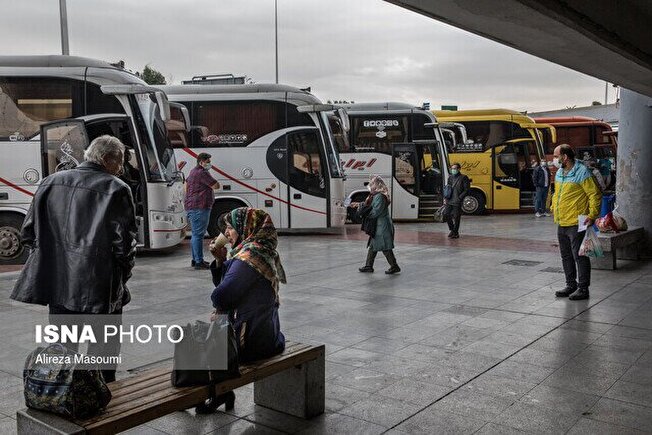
[569,288,590,301]
[555,286,577,297]
[359,250,376,272]
[195,391,235,414]
[383,250,401,274]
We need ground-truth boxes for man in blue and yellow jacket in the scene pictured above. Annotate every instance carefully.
[551,144,602,300]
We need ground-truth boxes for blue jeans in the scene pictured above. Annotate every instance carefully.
[535,186,548,213]
[187,209,211,263]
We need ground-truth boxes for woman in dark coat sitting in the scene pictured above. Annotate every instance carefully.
[197,207,286,413]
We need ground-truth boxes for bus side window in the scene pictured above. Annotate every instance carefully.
[0,77,84,140]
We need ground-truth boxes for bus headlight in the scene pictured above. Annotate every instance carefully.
[152,212,173,222]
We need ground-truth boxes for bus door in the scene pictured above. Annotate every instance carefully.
[285,128,328,229]
[391,142,441,219]
[492,140,538,210]
[40,115,148,245]
[491,144,520,210]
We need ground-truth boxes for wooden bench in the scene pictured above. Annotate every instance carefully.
[592,226,645,270]
[16,342,325,435]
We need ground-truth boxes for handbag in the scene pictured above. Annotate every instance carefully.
[357,196,379,237]
[434,205,450,223]
[23,344,111,419]
[171,316,240,387]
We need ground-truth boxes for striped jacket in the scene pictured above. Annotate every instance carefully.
[551,161,602,227]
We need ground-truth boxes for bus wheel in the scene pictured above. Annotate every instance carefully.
[462,190,486,215]
[207,201,244,237]
[0,213,28,265]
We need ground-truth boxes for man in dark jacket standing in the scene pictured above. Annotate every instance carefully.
[11,135,137,382]
[532,159,551,217]
[445,163,470,239]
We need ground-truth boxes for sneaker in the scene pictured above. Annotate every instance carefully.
[447,231,454,238]
[358,266,374,273]
[535,212,542,218]
[451,233,459,239]
[569,288,590,300]
[193,261,210,270]
[544,212,551,217]
[555,286,577,297]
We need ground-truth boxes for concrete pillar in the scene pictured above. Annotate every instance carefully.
[616,88,652,254]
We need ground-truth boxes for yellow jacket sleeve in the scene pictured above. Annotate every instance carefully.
[581,176,602,219]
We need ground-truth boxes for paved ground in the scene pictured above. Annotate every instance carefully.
[1,214,651,434]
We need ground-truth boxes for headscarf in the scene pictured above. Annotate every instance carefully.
[224,208,286,302]
[368,175,391,204]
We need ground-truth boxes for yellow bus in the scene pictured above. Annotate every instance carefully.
[433,109,556,214]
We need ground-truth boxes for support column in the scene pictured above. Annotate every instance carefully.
[616,89,652,255]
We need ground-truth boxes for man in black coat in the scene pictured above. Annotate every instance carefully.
[12,135,137,382]
[444,163,471,239]
[532,159,551,217]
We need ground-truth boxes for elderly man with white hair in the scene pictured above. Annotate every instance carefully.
[12,135,137,382]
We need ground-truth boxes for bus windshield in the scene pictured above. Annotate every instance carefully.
[136,93,177,182]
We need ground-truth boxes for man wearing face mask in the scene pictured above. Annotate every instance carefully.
[551,144,602,300]
[444,163,471,239]
[532,159,550,217]
[184,152,220,269]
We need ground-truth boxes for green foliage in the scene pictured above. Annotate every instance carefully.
[140,65,166,85]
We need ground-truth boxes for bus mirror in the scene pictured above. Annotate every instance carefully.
[155,91,171,122]
[337,108,350,133]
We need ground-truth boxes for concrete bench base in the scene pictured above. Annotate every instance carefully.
[254,347,325,418]
[593,227,644,270]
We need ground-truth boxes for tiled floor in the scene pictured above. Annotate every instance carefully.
[1,214,651,434]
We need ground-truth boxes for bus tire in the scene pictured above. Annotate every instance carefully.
[207,200,246,237]
[0,213,28,265]
[462,190,486,215]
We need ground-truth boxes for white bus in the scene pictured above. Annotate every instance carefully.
[333,103,450,221]
[0,56,186,264]
[160,83,347,234]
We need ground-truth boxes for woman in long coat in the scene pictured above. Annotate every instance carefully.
[358,175,400,274]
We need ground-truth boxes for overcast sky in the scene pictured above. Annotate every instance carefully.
[3,0,615,112]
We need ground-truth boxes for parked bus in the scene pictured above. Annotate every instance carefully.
[0,55,186,264]
[160,83,347,234]
[433,109,556,214]
[534,116,617,188]
[334,103,450,221]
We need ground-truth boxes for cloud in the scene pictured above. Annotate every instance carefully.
[0,0,608,112]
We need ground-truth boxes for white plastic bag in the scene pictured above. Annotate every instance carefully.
[579,227,604,258]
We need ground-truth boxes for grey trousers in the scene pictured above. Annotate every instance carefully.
[557,225,591,289]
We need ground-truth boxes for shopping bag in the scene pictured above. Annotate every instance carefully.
[579,227,604,258]
[171,316,240,387]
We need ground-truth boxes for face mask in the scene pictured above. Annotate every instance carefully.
[367,185,372,192]
[531,163,537,168]
[202,162,212,170]
[541,161,547,167]
[451,169,459,175]
[552,158,562,169]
